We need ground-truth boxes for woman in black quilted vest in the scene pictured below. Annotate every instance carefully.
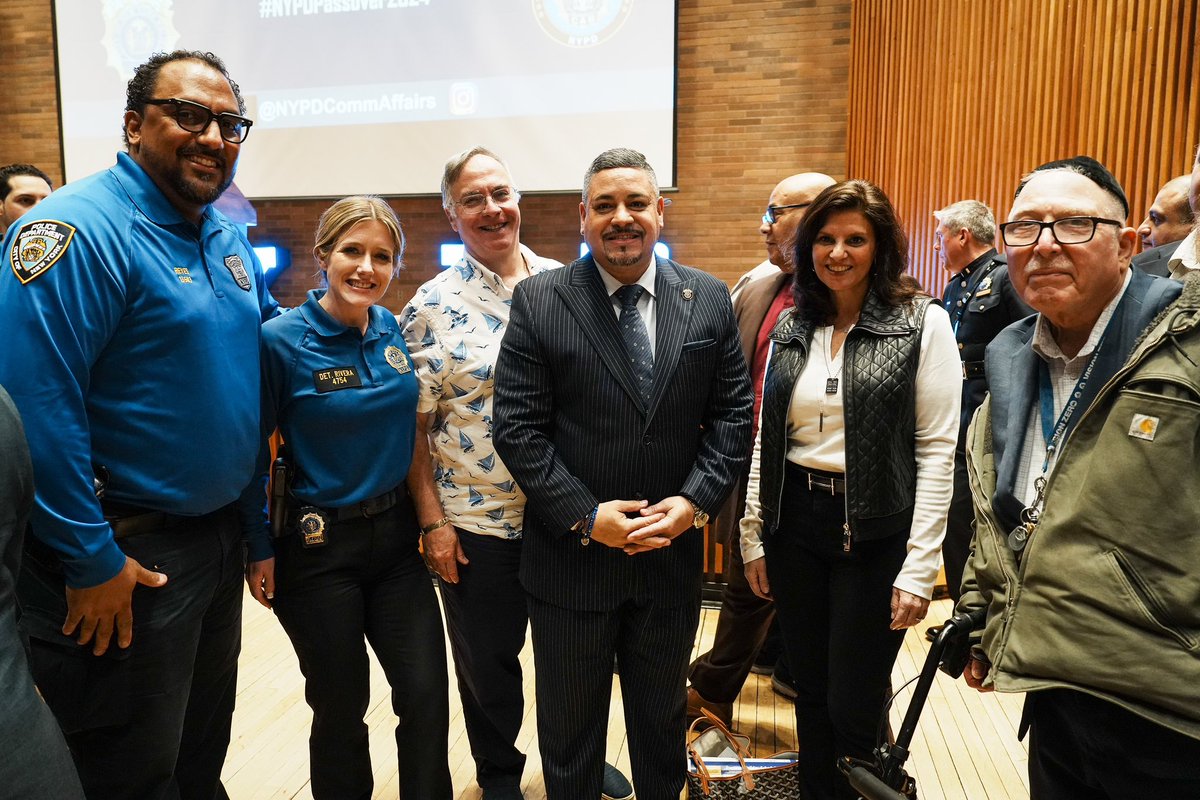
[739,180,961,800]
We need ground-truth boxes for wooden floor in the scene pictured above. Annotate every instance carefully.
[223,591,1028,799]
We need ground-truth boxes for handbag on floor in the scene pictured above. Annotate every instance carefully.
[686,709,800,798]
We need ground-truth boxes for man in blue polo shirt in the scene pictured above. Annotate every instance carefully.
[0,50,277,799]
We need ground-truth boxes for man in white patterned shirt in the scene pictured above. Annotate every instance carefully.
[400,146,632,800]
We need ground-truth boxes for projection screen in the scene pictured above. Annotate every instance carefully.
[54,0,678,198]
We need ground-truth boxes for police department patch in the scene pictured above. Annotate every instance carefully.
[10,221,76,285]
[224,254,251,291]
[532,0,634,48]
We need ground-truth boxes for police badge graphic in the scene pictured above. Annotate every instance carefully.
[224,254,252,291]
[102,0,180,80]
[533,0,635,47]
[10,221,77,285]
[385,345,412,374]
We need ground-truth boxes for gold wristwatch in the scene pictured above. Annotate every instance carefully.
[684,496,709,529]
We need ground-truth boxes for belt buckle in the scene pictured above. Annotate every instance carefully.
[962,362,970,380]
[807,473,836,495]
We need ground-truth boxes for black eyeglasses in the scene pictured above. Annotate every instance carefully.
[1000,216,1122,247]
[762,202,811,225]
[144,98,253,143]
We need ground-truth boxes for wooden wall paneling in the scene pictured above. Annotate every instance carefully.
[1174,0,1200,173]
[848,0,1200,299]
[1128,0,1152,198]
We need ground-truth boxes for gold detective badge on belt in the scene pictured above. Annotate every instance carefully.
[297,506,329,547]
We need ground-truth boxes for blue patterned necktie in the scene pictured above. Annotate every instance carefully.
[615,284,654,405]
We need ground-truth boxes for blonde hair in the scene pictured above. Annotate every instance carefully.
[313,195,405,276]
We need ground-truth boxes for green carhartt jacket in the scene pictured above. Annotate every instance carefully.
[960,272,1200,741]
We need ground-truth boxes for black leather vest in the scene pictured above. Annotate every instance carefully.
[758,292,931,541]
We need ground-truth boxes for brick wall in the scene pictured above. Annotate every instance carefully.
[0,0,851,309]
[0,0,63,186]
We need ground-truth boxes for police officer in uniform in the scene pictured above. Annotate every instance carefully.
[243,196,452,799]
[0,51,277,798]
[932,200,1032,614]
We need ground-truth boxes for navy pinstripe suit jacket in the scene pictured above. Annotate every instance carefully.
[493,256,753,611]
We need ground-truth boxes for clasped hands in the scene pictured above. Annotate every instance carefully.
[589,496,695,554]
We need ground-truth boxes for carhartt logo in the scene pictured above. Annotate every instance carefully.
[1128,414,1159,441]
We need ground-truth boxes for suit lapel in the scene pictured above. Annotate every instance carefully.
[555,257,646,409]
[648,259,695,419]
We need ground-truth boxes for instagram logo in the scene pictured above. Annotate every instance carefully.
[449,82,478,116]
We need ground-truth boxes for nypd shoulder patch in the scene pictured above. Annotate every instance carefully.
[10,220,77,285]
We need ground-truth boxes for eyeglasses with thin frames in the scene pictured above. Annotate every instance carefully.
[144,98,254,144]
[452,186,520,215]
[999,216,1122,247]
[762,202,811,226]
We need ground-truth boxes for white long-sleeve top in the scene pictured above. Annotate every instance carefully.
[740,302,961,598]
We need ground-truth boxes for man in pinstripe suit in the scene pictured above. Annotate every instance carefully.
[494,148,753,800]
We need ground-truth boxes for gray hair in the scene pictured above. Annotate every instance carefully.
[440,145,511,210]
[582,147,658,200]
[934,200,996,245]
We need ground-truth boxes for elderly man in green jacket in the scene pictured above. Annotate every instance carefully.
[958,155,1200,798]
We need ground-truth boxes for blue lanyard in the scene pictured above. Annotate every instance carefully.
[1036,325,1111,474]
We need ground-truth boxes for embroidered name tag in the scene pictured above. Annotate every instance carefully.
[313,366,362,393]
[1128,414,1159,441]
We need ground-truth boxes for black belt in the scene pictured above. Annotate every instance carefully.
[283,485,405,531]
[962,360,985,380]
[101,501,225,540]
[792,466,846,495]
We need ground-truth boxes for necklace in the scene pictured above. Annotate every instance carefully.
[818,324,851,432]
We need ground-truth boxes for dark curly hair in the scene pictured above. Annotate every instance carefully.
[791,179,920,324]
[123,50,245,146]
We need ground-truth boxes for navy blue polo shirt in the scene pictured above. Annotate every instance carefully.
[246,290,417,560]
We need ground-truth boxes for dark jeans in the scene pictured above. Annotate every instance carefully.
[941,452,974,602]
[687,532,776,702]
[273,499,451,800]
[438,529,528,790]
[528,592,700,800]
[19,505,243,800]
[764,472,908,800]
[1027,689,1200,799]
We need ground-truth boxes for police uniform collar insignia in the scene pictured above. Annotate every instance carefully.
[10,221,76,285]
[385,345,411,374]
[224,254,251,291]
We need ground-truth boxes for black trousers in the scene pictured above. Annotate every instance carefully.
[528,592,700,800]
[687,531,776,702]
[941,452,974,602]
[19,506,242,800]
[1026,689,1200,799]
[764,472,908,800]
[273,500,451,800]
[437,529,528,790]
